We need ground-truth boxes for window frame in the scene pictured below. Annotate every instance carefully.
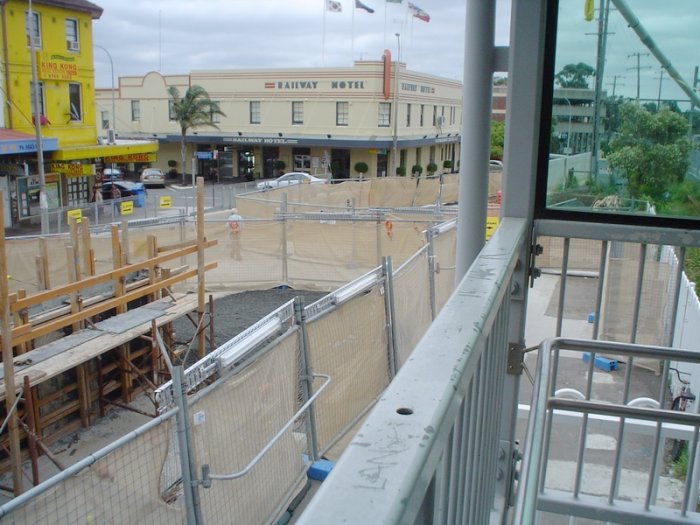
[131,100,140,121]
[65,17,79,51]
[292,101,304,125]
[168,100,177,121]
[210,100,221,123]
[26,10,41,48]
[378,102,391,128]
[406,103,411,127]
[250,101,261,124]
[68,83,82,121]
[30,81,45,117]
[336,101,349,126]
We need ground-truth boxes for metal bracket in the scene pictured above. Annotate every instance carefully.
[528,242,543,288]
[507,342,525,375]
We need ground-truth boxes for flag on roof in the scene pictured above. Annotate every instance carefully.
[326,0,342,12]
[356,0,375,13]
[408,1,430,22]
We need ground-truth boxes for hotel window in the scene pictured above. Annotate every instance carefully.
[101,110,109,129]
[406,104,411,127]
[168,100,176,121]
[336,101,349,126]
[210,101,221,123]
[69,83,82,121]
[131,100,140,121]
[65,18,79,51]
[29,81,45,117]
[292,101,303,124]
[432,106,437,126]
[420,105,425,127]
[250,101,261,124]
[378,102,391,127]
[26,11,41,48]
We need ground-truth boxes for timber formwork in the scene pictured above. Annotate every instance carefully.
[0,178,216,495]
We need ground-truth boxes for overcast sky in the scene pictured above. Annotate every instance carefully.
[92,0,512,87]
[91,1,698,109]
[555,0,698,107]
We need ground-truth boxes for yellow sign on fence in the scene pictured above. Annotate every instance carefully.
[66,209,82,224]
[120,201,134,215]
[485,216,499,240]
[159,196,172,208]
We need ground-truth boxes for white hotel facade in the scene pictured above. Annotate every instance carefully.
[95,57,463,181]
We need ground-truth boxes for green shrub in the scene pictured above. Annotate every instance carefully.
[273,160,286,171]
[427,162,438,175]
[354,162,369,175]
[443,160,454,171]
[396,166,407,176]
[411,164,423,177]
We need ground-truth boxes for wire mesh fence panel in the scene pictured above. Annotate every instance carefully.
[413,178,441,207]
[393,249,433,368]
[433,227,457,313]
[441,174,459,204]
[190,333,308,525]
[368,178,421,208]
[538,236,602,272]
[0,419,183,524]
[305,287,390,453]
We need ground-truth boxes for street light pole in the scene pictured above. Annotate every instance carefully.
[392,33,400,178]
[94,44,116,139]
[27,0,48,235]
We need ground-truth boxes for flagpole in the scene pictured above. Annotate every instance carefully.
[352,3,355,64]
[322,0,327,65]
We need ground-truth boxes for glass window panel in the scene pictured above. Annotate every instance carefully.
[379,102,391,127]
[250,101,261,124]
[544,0,700,222]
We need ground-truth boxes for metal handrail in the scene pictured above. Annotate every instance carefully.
[515,337,700,524]
[200,373,331,485]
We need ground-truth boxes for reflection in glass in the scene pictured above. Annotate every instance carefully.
[547,0,700,220]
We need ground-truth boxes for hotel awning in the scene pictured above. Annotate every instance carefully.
[0,129,59,156]
[50,140,159,161]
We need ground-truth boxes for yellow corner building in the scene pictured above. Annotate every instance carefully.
[0,0,157,226]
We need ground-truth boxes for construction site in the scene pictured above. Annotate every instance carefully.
[0,173,505,521]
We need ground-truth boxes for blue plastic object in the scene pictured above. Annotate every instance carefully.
[308,459,334,481]
[582,352,618,372]
[587,312,595,323]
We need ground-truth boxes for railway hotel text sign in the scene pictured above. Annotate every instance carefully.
[265,80,366,90]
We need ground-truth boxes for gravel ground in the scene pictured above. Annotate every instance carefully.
[171,289,329,356]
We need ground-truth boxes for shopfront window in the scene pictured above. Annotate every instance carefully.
[539,0,700,226]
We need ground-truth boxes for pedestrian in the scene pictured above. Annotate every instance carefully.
[112,184,121,215]
[227,208,243,260]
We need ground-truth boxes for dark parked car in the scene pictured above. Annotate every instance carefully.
[102,181,146,207]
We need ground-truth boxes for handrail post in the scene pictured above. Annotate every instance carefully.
[426,227,437,320]
[294,298,320,462]
[172,366,202,525]
[382,256,398,377]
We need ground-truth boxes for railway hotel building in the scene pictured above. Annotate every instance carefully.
[95,57,463,181]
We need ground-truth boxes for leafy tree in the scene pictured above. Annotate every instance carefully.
[167,85,225,185]
[607,103,690,202]
[555,63,595,89]
[493,76,508,86]
[426,162,438,176]
[490,120,505,160]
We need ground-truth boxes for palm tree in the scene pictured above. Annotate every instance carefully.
[167,85,225,185]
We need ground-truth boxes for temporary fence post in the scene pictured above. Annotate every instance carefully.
[426,227,437,320]
[294,298,320,461]
[282,193,289,284]
[172,366,202,525]
[376,211,383,266]
[382,256,398,378]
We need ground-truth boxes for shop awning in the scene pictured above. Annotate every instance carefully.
[0,129,59,155]
[50,139,159,161]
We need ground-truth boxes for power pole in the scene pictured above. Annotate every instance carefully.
[627,52,651,103]
[607,75,625,97]
[655,67,665,110]
[591,0,611,183]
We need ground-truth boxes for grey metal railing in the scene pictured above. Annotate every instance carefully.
[516,338,700,524]
[295,217,528,524]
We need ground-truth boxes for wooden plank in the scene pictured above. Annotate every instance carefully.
[11,239,216,314]
[10,262,218,347]
[81,218,95,276]
[197,177,206,359]
[0,292,215,401]
[11,291,27,355]
[39,238,50,290]
[0,192,23,495]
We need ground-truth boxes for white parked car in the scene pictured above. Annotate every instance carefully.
[139,168,166,187]
[256,172,327,190]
